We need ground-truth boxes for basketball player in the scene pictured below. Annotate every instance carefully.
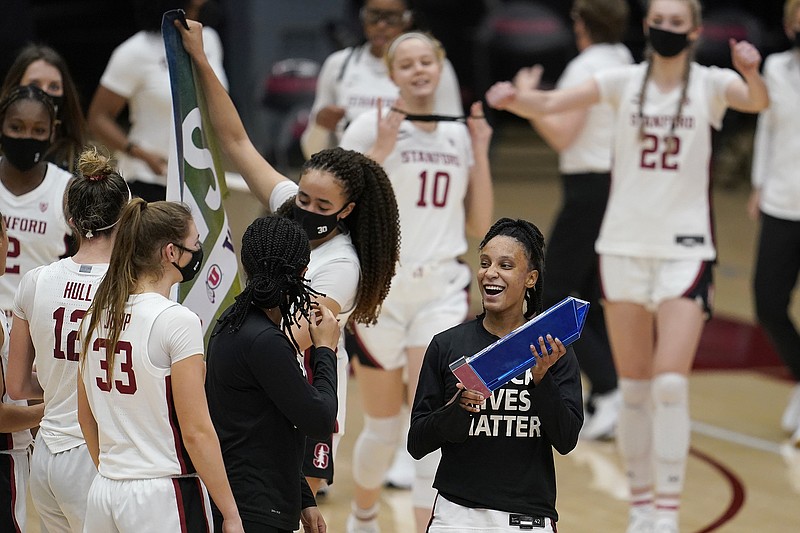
[76,200,242,532]
[0,84,72,319]
[339,31,493,533]
[0,213,44,532]
[300,0,462,158]
[487,1,768,531]
[176,19,402,497]
[523,0,633,441]
[7,148,129,532]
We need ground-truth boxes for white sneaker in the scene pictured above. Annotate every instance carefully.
[626,506,654,533]
[782,384,800,433]
[580,389,621,441]
[384,448,414,489]
[346,514,380,533]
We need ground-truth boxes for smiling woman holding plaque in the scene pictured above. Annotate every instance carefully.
[408,217,583,533]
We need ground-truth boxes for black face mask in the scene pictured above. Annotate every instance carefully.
[0,135,50,171]
[172,244,204,283]
[292,204,347,240]
[648,26,690,58]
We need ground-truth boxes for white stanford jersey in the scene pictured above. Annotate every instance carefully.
[81,293,204,480]
[341,110,474,267]
[594,63,739,260]
[0,317,32,451]
[13,259,108,453]
[0,162,72,314]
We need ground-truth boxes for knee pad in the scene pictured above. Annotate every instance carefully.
[652,373,688,406]
[352,414,404,490]
[412,450,440,509]
[617,379,653,466]
[652,373,689,463]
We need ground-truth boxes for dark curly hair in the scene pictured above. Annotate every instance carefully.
[479,218,546,319]
[219,215,320,352]
[277,147,401,325]
[0,84,55,131]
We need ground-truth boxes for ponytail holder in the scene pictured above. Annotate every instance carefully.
[87,174,105,181]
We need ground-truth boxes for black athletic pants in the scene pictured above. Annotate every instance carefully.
[542,172,617,396]
[754,213,800,380]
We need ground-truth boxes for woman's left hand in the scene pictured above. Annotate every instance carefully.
[467,101,492,151]
[300,506,327,533]
[454,382,485,414]
[530,334,566,385]
[730,39,762,77]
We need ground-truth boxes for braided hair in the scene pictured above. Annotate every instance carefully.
[277,147,400,325]
[0,84,55,131]
[479,218,546,319]
[219,215,320,351]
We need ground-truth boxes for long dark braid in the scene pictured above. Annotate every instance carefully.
[277,147,400,325]
[219,215,320,352]
[479,218,546,319]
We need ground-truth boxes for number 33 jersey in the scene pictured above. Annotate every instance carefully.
[594,62,739,260]
[14,259,108,453]
[341,110,474,267]
[80,292,204,480]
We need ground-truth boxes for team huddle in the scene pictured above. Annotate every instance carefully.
[1,0,795,532]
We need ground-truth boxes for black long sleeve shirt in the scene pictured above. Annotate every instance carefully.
[408,318,583,521]
[205,305,337,531]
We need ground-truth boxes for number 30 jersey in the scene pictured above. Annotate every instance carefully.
[14,259,108,453]
[341,110,474,267]
[594,63,739,260]
[81,292,203,480]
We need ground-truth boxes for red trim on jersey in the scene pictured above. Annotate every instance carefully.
[165,376,191,474]
[680,261,706,299]
[350,327,384,369]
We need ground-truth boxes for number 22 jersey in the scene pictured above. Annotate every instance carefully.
[594,62,739,260]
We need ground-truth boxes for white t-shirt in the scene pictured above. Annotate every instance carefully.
[0,162,72,315]
[99,28,227,186]
[270,181,360,355]
[81,293,204,480]
[0,316,32,452]
[751,49,800,220]
[340,110,473,267]
[594,62,739,260]
[13,259,108,453]
[556,43,633,173]
[301,42,462,157]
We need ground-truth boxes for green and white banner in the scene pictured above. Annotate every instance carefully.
[162,10,241,346]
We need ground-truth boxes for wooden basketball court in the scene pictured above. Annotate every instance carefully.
[25,124,800,532]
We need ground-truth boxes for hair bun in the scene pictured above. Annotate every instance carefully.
[77,147,114,179]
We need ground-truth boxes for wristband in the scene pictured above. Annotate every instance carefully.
[124,141,136,154]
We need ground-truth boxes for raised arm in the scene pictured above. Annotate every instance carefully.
[464,101,493,238]
[486,75,600,120]
[726,39,769,114]
[176,19,288,208]
[7,316,44,400]
[513,65,590,152]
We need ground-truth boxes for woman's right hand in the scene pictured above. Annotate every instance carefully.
[316,105,346,131]
[222,517,245,533]
[485,81,517,110]
[309,304,340,350]
[132,145,168,176]
[176,18,206,62]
